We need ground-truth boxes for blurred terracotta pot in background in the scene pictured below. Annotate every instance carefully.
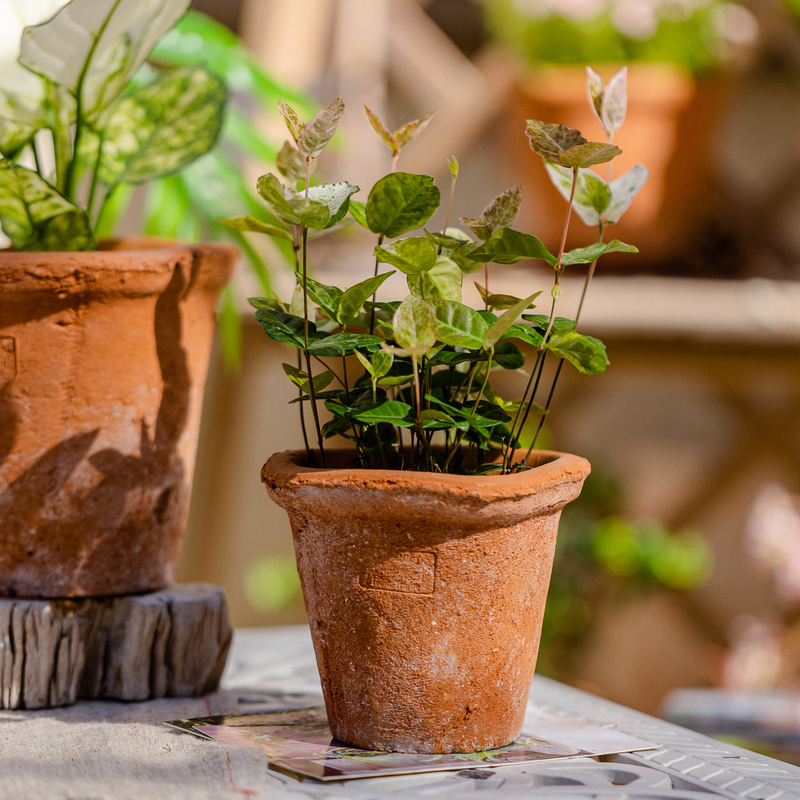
[0,240,237,598]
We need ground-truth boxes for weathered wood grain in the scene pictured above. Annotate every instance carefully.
[0,583,231,709]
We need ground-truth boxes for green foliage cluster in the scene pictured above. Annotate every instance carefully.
[0,0,231,253]
[484,0,755,74]
[234,68,648,474]
[538,469,712,679]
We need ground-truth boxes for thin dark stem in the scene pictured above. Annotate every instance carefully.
[368,233,385,334]
[86,133,105,223]
[502,349,544,472]
[31,138,42,176]
[297,350,312,462]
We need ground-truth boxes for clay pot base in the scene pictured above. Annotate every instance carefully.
[263,449,590,753]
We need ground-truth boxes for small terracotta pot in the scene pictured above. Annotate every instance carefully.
[0,239,237,598]
[262,449,590,753]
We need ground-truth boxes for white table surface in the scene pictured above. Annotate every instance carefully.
[3,624,800,800]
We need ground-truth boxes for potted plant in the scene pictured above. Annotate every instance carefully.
[0,0,238,598]
[243,71,644,753]
[481,0,758,264]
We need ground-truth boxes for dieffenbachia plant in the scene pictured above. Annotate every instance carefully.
[231,68,647,474]
[0,0,226,251]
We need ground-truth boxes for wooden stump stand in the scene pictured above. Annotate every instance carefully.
[0,583,232,710]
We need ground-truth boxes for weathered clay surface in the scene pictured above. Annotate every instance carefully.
[0,583,231,709]
[262,449,590,753]
[0,240,237,598]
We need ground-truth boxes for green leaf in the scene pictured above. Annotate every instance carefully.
[419,409,467,431]
[355,350,374,377]
[302,275,343,320]
[95,67,226,186]
[470,228,557,266]
[21,0,191,123]
[353,400,414,427]
[450,241,485,274]
[374,236,438,275]
[363,105,398,152]
[561,239,638,266]
[584,172,612,216]
[0,118,35,158]
[484,293,540,348]
[349,200,368,227]
[475,283,540,310]
[220,215,293,241]
[276,140,309,183]
[393,296,437,354]
[254,309,312,348]
[297,97,344,158]
[522,314,576,331]
[282,363,334,393]
[500,323,543,348]
[371,349,394,380]
[430,300,488,349]
[306,333,384,357]
[256,173,330,228]
[248,296,283,311]
[278,101,305,143]
[493,341,525,370]
[306,181,359,228]
[559,141,622,169]
[607,165,649,224]
[366,172,440,237]
[0,163,93,251]
[547,330,609,374]
[459,216,494,242]
[407,256,462,301]
[338,271,395,325]
[425,230,472,249]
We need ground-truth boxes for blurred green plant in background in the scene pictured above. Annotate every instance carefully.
[483,0,758,73]
[103,11,314,368]
[538,468,712,680]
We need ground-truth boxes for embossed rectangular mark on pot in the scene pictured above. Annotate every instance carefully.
[0,338,15,383]
[359,549,436,595]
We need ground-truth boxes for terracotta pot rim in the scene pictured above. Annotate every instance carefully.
[263,448,590,504]
[0,238,238,261]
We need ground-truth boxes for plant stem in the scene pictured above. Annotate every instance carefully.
[86,133,105,223]
[368,233,385,335]
[501,349,544,472]
[48,83,71,197]
[31,137,43,176]
[297,349,312,462]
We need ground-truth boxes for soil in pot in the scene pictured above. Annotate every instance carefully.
[262,448,590,754]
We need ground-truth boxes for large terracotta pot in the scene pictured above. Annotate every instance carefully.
[262,448,590,753]
[0,239,237,598]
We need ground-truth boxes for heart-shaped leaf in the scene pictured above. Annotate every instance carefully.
[297,97,344,158]
[526,120,587,161]
[374,236,438,274]
[470,228,557,266]
[371,349,394,380]
[547,330,609,374]
[393,296,437,354]
[353,400,414,427]
[544,162,602,226]
[301,275,343,320]
[587,66,627,136]
[407,256,462,301]
[0,162,93,251]
[306,181,359,228]
[306,333,383,357]
[431,300,489,349]
[366,172,440,237]
[21,0,191,123]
